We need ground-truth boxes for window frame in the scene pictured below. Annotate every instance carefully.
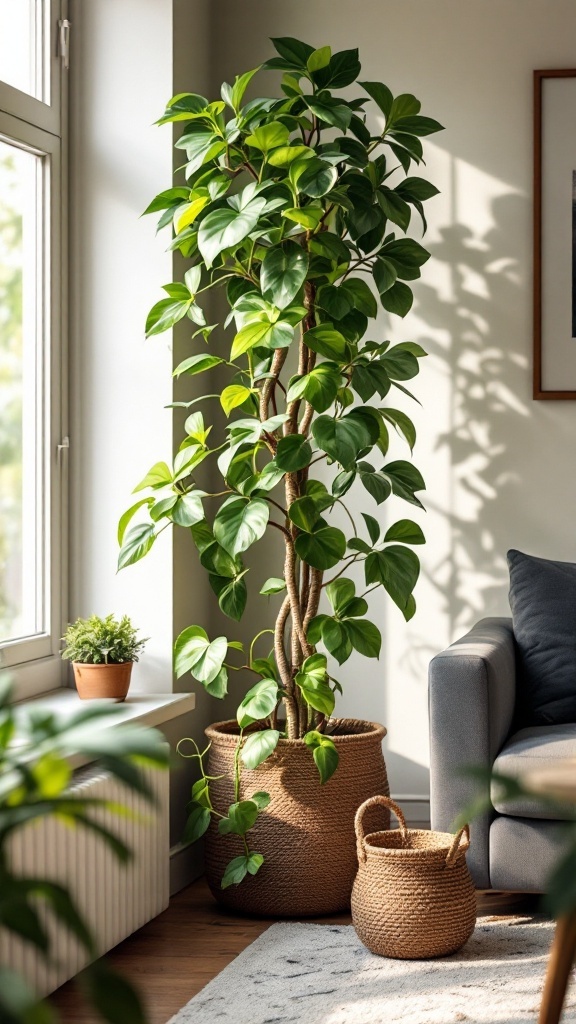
[0,0,69,698]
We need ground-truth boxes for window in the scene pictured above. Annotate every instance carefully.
[0,1,68,697]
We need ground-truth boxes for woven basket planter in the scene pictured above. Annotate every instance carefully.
[352,795,476,959]
[204,718,389,917]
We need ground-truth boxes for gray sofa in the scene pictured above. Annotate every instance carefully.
[429,617,576,891]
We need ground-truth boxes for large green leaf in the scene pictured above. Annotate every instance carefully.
[117,499,152,545]
[174,625,228,684]
[157,91,209,124]
[282,206,324,230]
[268,144,315,167]
[260,577,286,595]
[365,545,420,619]
[394,114,444,137]
[288,496,320,533]
[173,353,224,378]
[358,465,392,504]
[241,729,281,769]
[172,492,205,527]
[209,572,248,621]
[229,67,260,111]
[307,45,332,73]
[352,360,391,402]
[213,497,269,556]
[117,523,156,570]
[360,80,393,118]
[231,317,294,359]
[294,525,346,570]
[341,278,378,318]
[345,618,382,658]
[312,412,373,468]
[380,280,413,317]
[373,257,398,297]
[306,100,352,132]
[261,241,308,309]
[220,384,254,415]
[314,47,360,89]
[304,730,339,784]
[270,36,315,68]
[384,519,425,544]
[381,408,416,451]
[237,679,279,728]
[221,851,264,889]
[183,804,211,843]
[380,348,419,382]
[381,460,426,508]
[295,156,339,197]
[246,120,290,152]
[198,196,266,268]
[218,799,260,835]
[325,577,356,613]
[173,195,209,234]
[303,325,348,360]
[145,297,191,337]
[318,284,352,320]
[287,364,342,413]
[377,188,411,231]
[295,654,335,716]
[177,129,226,175]
[275,434,312,472]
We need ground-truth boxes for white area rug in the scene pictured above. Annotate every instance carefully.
[169,917,576,1024]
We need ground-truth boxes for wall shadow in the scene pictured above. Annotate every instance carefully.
[413,192,531,652]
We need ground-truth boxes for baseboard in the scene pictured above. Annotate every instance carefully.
[169,841,204,895]
[392,794,430,829]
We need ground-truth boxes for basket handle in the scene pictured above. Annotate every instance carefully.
[445,824,470,867]
[355,795,408,864]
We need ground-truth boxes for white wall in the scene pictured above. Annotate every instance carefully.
[208,0,576,798]
[69,0,175,693]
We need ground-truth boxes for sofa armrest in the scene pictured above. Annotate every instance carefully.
[428,617,516,888]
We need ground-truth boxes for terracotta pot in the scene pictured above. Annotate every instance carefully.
[72,661,132,701]
[204,718,390,917]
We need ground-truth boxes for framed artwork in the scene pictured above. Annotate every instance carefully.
[533,68,576,399]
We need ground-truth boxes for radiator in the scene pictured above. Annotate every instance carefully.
[0,760,170,997]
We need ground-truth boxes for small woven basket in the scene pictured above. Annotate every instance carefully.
[351,795,477,959]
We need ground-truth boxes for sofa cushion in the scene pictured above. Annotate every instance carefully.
[491,724,576,819]
[489,815,567,892]
[508,549,576,725]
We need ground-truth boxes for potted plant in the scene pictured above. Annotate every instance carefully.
[119,36,442,914]
[62,613,147,701]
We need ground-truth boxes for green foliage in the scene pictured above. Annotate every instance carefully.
[0,680,168,1023]
[120,36,442,888]
[61,614,147,665]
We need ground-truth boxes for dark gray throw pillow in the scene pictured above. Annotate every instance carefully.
[508,549,576,726]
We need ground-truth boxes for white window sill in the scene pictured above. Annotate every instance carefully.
[11,689,196,769]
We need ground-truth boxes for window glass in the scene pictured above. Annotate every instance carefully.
[0,138,44,644]
[0,1,45,101]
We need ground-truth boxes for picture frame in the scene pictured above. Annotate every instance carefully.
[533,68,576,399]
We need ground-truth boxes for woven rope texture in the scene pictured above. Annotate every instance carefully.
[351,795,477,959]
[205,719,390,917]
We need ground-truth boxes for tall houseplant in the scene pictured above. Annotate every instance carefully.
[119,37,442,912]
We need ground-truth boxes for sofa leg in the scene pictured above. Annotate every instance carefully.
[539,912,576,1024]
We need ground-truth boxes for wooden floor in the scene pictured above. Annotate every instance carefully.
[50,879,542,1024]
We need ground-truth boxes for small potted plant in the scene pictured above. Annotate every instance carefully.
[62,614,147,701]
